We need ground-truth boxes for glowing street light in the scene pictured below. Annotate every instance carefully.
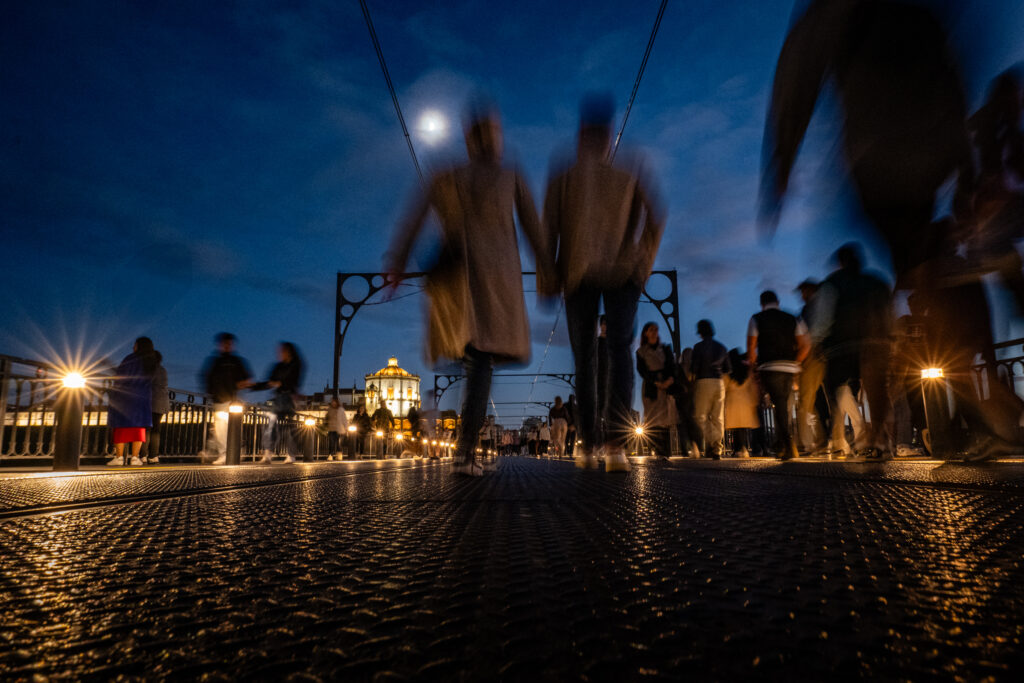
[304,417,317,427]
[62,372,86,389]
[228,403,244,414]
[634,426,645,436]
[921,368,944,379]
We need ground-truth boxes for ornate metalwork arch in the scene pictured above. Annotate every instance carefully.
[333,269,681,392]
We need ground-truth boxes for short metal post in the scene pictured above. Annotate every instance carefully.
[53,386,84,471]
[225,405,243,465]
[921,369,952,458]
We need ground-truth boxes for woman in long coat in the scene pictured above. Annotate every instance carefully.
[636,322,679,459]
[107,337,157,467]
[724,348,761,457]
[385,104,552,476]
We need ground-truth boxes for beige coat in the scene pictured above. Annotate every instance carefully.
[724,375,761,430]
[387,162,551,364]
[542,149,664,295]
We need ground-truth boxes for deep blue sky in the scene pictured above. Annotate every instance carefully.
[2,1,1022,424]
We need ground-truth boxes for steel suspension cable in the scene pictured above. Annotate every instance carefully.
[611,0,669,160]
[523,299,564,423]
[359,0,424,184]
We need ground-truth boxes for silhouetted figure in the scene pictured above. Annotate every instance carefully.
[968,69,1024,314]
[796,279,831,453]
[689,319,731,459]
[637,322,679,460]
[542,93,665,472]
[761,0,972,288]
[724,348,760,458]
[107,337,158,467]
[140,350,168,464]
[199,332,253,465]
[747,291,810,460]
[813,243,893,458]
[252,342,303,464]
[386,101,549,477]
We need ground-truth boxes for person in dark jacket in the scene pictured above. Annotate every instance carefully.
[353,404,372,456]
[140,350,169,464]
[199,332,252,464]
[747,291,810,460]
[252,342,304,464]
[636,322,679,460]
[107,337,158,467]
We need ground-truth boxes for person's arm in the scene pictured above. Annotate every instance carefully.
[721,346,732,378]
[383,178,436,293]
[759,1,838,236]
[535,172,562,297]
[746,316,758,366]
[809,283,836,345]
[631,165,666,284]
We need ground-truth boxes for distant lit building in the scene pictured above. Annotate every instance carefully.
[364,357,420,418]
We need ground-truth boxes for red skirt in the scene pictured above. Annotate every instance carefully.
[113,427,147,444]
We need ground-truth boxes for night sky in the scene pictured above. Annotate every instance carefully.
[3,1,1023,424]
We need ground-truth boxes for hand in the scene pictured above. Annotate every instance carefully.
[382,270,403,301]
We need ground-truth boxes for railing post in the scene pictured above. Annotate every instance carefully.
[53,381,85,471]
[0,358,9,457]
[225,404,243,465]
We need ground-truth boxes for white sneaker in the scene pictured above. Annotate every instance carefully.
[146,456,160,464]
[575,451,598,469]
[737,447,750,459]
[130,457,144,466]
[260,451,273,464]
[451,460,484,477]
[688,444,701,459]
[212,455,226,465]
[106,456,122,467]
[604,448,631,472]
[282,454,295,464]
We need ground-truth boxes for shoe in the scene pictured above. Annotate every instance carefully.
[260,454,272,464]
[146,456,160,464]
[779,443,798,461]
[575,451,598,469]
[688,444,701,459]
[860,447,893,462]
[604,448,631,473]
[282,454,295,464]
[736,447,750,459]
[106,456,122,467]
[212,455,226,465]
[963,435,1016,463]
[130,457,144,466]
[451,460,484,477]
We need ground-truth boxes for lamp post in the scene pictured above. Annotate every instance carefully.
[395,431,404,458]
[920,367,951,458]
[303,417,316,462]
[375,430,384,459]
[53,372,86,471]
[225,403,244,465]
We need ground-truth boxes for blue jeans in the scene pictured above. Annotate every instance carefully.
[455,345,494,464]
[565,282,641,451]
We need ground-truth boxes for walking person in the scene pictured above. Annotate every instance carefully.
[140,350,168,464]
[326,397,348,460]
[542,92,665,472]
[689,320,731,459]
[353,404,371,457]
[724,348,760,457]
[106,337,158,467]
[538,420,551,456]
[636,322,679,460]
[565,394,578,456]
[747,291,810,460]
[199,333,253,464]
[385,100,550,477]
[548,397,570,458]
[795,279,831,453]
[253,342,304,464]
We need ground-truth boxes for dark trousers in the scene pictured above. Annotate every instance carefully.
[649,426,672,458]
[141,412,163,458]
[328,431,340,454]
[566,282,642,451]
[760,371,795,452]
[455,345,493,464]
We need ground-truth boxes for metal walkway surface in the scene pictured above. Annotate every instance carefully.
[2,457,1023,680]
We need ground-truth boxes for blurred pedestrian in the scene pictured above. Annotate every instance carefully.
[253,342,303,464]
[565,394,578,456]
[199,332,253,465]
[724,348,760,458]
[548,396,569,458]
[326,397,348,460]
[386,100,549,477]
[795,279,830,453]
[106,337,158,467]
[814,244,894,459]
[747,291,810,460]
[542,92,665,472]
[636,322,679,460]
[353,404,371,457]
[140,350,168,464]
[690,319,730,459]
[538,420,551,456]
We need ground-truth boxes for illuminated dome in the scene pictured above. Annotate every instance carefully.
[364,357,420,418]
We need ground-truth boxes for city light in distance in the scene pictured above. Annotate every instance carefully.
[62,372,86,389]
[921,368,944,379]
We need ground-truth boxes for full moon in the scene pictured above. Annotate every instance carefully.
[417,110,448,146]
